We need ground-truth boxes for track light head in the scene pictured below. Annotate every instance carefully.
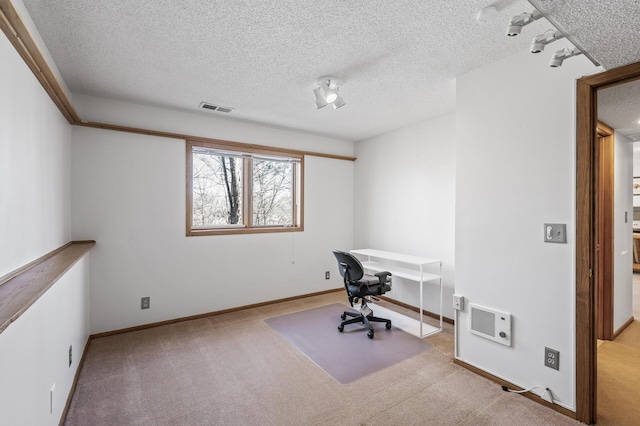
[530,29,565,53]
[549,47,582,68]
[332,95,346,109]
[530,41,545,53]
[313,87,328,109]
[549,57,564,68]
[549,56,563,68]
[506,24,522,37]
[314,76,345,110]
[506,10,542,36]
[507,24,523,37]
[324,88,338,103]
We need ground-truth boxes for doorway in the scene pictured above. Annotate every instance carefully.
[596,122,614,341]
[576,61,640,424]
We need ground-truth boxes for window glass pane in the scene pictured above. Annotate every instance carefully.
[192,153,243,226]
[252,159,293,226]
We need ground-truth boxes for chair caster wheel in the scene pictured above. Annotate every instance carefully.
[367,330,374,339]
[386,321,392,330]
[340,313,346,320]
[338,325,344,332]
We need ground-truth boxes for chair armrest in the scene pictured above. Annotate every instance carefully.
[374,271,392,284]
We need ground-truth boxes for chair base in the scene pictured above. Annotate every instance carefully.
[337,308,392,339]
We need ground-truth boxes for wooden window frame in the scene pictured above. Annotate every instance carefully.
[186,139,304,236]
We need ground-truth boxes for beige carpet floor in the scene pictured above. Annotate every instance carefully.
[64,292,580,425]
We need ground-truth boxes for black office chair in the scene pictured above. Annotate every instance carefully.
[332,250,392,339]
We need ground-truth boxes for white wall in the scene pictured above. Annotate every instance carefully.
[455,41,597,411]
[353,113,456,319]
[0,25,71,275]
[0,256,90,425]
[70,97,355,334]
[614,131,633,331]
[634,143,640,176]
[0,24,90,425]
[634,142,640,207]
[72,94,354,158]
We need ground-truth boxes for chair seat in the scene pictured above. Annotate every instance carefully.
[346,274,391,296]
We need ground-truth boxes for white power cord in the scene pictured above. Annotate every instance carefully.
[502,385,554,404]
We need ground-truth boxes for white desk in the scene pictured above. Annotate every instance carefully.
[350,249,442,338]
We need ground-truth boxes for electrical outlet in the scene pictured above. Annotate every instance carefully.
[453,294,464,311]
[325,271,330,280]
[545,347,560,370]
[68,345,72,367]
[141,297,150,309]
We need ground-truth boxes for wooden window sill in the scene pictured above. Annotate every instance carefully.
[0,241,96,334]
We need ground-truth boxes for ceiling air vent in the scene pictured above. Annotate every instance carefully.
[627,133,640,142]
[198,102,234,113]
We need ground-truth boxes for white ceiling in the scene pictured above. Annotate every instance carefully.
[599,80,640,141]
[19,0,640,141]
[532,0,640,70]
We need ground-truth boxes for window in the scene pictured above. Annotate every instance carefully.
[186,140,303,236]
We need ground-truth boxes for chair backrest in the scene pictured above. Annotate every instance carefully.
[332,250,364,281]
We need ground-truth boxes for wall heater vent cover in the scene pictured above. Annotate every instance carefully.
[469,303,512,347]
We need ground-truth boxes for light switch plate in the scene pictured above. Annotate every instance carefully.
[544,223,566,244]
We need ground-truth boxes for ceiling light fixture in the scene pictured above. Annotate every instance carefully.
[530,29,565,53]
[549,47,583,67]
[506,9,542,36]
[314,76,346,110]
[476,6,497,24]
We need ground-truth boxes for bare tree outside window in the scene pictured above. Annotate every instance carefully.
[192,153,243,226]
[220,156,241,224]
[188,141,302,236]
[252,159,293,226]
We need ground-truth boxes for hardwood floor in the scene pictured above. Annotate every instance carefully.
[595,272,640,425]
[633,272,640,320]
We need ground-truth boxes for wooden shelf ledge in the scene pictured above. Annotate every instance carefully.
[0,241,95,334]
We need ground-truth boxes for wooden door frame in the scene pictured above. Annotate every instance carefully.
[576,61,640,424]
[596,122,614,341]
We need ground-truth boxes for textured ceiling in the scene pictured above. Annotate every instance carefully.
[18,0,640,141]
[598,80,640,141]
[530,0,640,143]
[532,0,640,70]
